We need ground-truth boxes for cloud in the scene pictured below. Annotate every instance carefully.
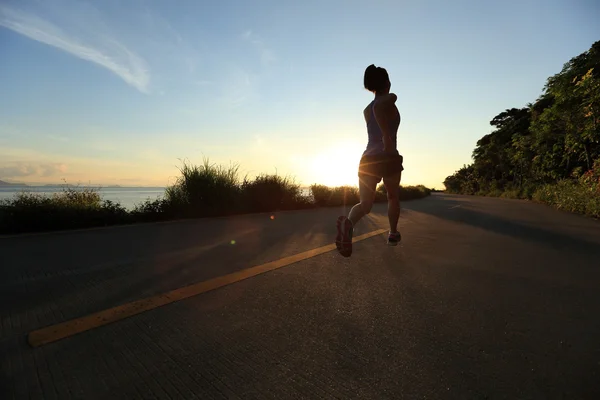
[193,80,213,86]
[46,134,69,142]
[0,162,68,178]
[0,4,150,93]
[242,29,276,67]
[0,124,24,137]
[219,67,258,108]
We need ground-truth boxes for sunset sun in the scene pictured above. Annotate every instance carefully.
[308,143,364,187]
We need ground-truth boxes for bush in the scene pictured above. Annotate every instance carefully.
[309,184,331,207]
[166,158,241,217]
[519,183,538,200]
[0,159,433,234]
[310,183,432,207]
[532,177,600,218]
[500,189,521,199]
[310,185,360,207]
[398,185,432,200]
[0,186,131,234]
[375,184,388,202]
[241,173,308,212]
[329,186,360,206]
[131,198,173,222]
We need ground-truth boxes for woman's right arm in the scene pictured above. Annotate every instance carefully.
[373,97,396,152]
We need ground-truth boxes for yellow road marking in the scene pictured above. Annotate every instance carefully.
[28,228,387,347]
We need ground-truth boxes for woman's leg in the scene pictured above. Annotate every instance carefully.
[336,173,380,257]
[348,174,380,225]
[383,172,402,233]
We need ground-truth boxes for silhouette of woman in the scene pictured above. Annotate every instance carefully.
[335,64,404,257]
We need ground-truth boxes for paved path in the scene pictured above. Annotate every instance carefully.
[1,194,600,399]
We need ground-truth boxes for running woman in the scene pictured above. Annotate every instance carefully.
[335,64,404,257]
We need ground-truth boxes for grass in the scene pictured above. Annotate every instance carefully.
[167,158,242,217]
[309,183,433,208]
[242,173,311,212]
[0,185,132,234]
[310,185,360,207]
[444,161,600,219]
[0,158,433,234]
[532,180,600,218]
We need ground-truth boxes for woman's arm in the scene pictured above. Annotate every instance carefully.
[383,93,397,104]
[373,96,397,152]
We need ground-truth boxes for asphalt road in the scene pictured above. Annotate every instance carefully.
[1,193,600,399]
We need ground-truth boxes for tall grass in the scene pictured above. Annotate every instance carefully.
[310,183,432,207]
[242,173,310,212]
[0,184,130,233]
[310,185,360,207]
[0,159,433,234]
[165,158,242,217]
[532,180,600,218]
[463,160,600,219]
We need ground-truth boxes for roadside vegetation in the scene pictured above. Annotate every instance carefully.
[0,159,432,234]
[444,41,600,218]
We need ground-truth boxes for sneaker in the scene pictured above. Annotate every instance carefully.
[335,216,353,257]
[387,231,401,246]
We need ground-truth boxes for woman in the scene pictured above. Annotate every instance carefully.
[335,64,404,257]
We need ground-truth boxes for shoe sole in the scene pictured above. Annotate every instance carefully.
[335,216,353,257]
[387,233,401,246]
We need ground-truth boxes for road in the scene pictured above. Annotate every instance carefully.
[1,193,600,399]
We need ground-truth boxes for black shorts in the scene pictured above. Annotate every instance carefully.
[358,151,404,181]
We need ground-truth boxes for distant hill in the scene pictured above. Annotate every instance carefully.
[0,180,27,187]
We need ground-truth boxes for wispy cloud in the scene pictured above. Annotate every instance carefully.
[0,162,68,178]
[193,80,213,86]
[219,67,258,108]
[242,29,276,67]
[0,124,24,137]
[46,134,69,142]
[0,145,171,185]
[0,4,150,93]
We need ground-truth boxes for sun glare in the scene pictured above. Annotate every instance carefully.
[308,143,364,187]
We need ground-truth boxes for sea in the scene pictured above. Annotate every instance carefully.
[0,186,313,210]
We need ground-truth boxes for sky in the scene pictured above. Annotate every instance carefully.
[0,0,599,189]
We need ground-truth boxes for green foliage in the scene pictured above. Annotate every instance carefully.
[242,173,309,212]
[375,184,388,202]
[131,198,174,222]
[310,185,360,207]
[532,160,600,217]
[167,158,242,217]
[0,185,131,234]
[1,159,431,234]
[444,40,600,218]
[399,185,432,200]
[310,183,431,207]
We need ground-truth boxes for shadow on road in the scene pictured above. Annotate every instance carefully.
[0,206,383,340]
[406,196,600,257]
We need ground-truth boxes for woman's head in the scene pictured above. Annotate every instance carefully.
[364,64,390,94]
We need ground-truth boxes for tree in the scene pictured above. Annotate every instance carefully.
[443,41,600,195]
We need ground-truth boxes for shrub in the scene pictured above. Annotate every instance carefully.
[375,184,388,202]
[131,198,173,222]
[166,158,241,217]
[309,184,331,207]
[0,185,131,234]
[309,185,360,207]
[241,173,305,212]
[398,185,432,200]
[0,159,433,234]
[500,189,521,199]
[532,179,600,218]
